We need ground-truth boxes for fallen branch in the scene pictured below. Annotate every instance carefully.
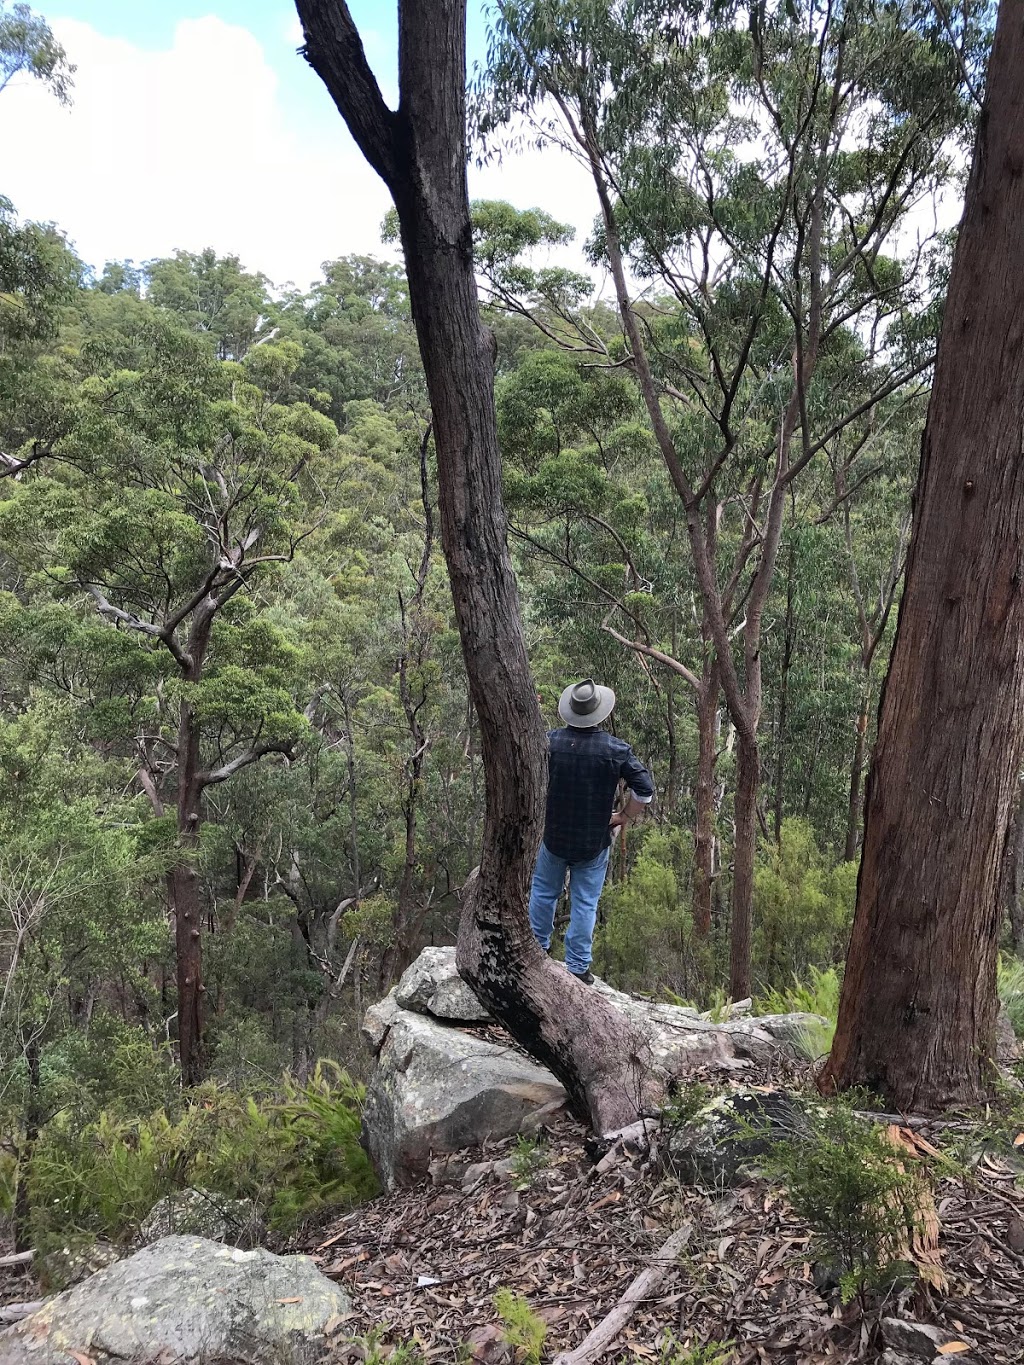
[0,1249,34,1267]
[0,1299,44,1323]
[551,1223,693,1365]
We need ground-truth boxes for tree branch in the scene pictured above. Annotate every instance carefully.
[196,740,296,789]
[295,0,398,186]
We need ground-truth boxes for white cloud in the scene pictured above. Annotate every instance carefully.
[0,16,394,288]
[0,15,598,292]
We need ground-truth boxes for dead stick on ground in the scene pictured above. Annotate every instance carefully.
[0,1249,34,1267]
[0,1299,45,1323]
[551,1223,693,1365]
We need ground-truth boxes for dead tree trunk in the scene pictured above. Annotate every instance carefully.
[296,0,656,1132]
[821,1,1024,1110]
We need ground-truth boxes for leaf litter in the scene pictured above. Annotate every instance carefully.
[292,1086,1024,1365]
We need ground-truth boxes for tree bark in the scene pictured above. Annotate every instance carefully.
[820,1,1024,1110]
[297,0,657,1133]
[773,540,797,843]
[693,660,719,938]
[730,730,760,1000]
[844,680,871,864]
[171,700,205,1087]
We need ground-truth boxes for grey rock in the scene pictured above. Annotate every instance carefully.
[139,1187,264,1250]
[361,1008,566,1188]
[361,950,828,1186]
[395,946,493,1023]
[42,1240,120,1291]
[0,1234,349,1365]
[362,988,401,1052]
[665,1088,812,1187]
[879,1317,961,1359]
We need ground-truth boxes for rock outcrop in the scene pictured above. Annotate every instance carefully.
[1,1235,349,1365]
[362,1008,567,1189]
[361,948,826,1187]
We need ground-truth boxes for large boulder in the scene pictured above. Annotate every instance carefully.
[362,1008,566,1188]
[360,949,828,1185]
[139,1187,264,1249]
[1,1235,349,1365]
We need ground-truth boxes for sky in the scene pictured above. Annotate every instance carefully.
[0,1,597,289]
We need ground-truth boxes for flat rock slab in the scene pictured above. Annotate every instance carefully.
[0,1235,349,1365]
[362,1009,566,1189]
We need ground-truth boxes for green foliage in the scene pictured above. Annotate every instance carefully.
[767,1104,933,1304]
[597,829,709,996]
[997,955,1024,1038]
[757,965,841,1060]
[337,1329,427,1365]
[639,1337,733,1365]
[661,1081,712,1130]
[23,1061,377,1252]
[753,822,856,988]
[510,1134,548,1183]
[0,0,74,104]
[493,1288,547,1365]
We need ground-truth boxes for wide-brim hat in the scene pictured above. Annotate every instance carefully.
[558,678,616,728]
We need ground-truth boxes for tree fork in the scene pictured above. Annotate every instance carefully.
[820,0,1024,1110]
[295,0,658,1133]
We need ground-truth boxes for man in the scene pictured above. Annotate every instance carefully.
[529,678,654,984]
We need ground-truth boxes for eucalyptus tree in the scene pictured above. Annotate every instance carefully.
[482,0,976,996]
[0,197,80,478]
[0,308,337,1083]
[145,249,275,362]
[295,0,656,1134]
[0,0,73,104]
[821,0,1024,1110]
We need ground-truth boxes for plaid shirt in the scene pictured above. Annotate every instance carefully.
[543,726,655,864]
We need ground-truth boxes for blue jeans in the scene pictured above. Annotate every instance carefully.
[528,841,610,975]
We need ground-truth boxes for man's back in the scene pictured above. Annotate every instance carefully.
[544,726,652,863]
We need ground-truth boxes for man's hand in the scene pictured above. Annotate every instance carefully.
[610,793,649,831]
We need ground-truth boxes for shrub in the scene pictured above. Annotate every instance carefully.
[997,954,1024,1037]
[494,1288,546,1365]
[753,820,855,986]
[767,1103,938,1304]
[25,1060,377,1256]
[597,829,710,995]
[756,965,841,1059]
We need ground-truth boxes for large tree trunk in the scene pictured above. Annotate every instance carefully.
[820,2,1024,1110]
[297,0,656,1133]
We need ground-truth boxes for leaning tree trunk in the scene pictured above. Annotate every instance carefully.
[820,1,1024,1111]
[296,0,656,1133]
